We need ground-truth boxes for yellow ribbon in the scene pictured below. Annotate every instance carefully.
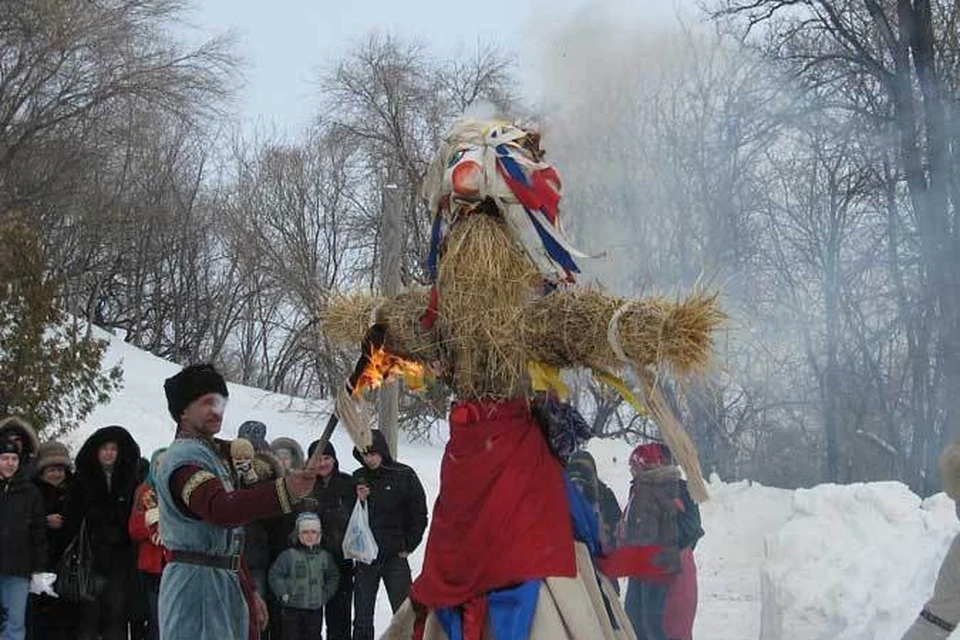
[527,361,570,399]
[592,369,649,417]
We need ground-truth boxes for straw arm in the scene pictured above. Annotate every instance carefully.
[520,288,724,376]
[320,289,442,365]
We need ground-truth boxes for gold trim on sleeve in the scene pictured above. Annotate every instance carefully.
[275,478,292,514]
[181,471,217,506]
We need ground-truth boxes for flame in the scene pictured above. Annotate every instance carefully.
[353,346,425,396]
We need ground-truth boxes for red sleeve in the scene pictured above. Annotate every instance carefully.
[128,483,153,543]
[170,465,293,527]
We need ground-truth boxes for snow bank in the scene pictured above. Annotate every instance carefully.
[759,482,959,640]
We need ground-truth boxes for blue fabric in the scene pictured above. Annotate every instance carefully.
[488,581,540,640]
[525,208,581,274]
[495,144,527,183]
[434,606,464,640]
[156,438,248,640]
[426,214,444,281]
[565,474,601,556]
[566,475,622,631]
[0,575,29,640]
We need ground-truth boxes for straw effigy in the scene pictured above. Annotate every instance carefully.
[319,118,725,503]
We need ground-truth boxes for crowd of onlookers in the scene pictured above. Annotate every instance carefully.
[0,414,701,640]
[0,417,428,640]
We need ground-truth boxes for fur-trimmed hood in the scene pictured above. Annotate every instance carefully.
[0,416,40,458]
[941,441,960,500]
[254,450,285,480]
[270,437,305,471]
[75,425,142,493]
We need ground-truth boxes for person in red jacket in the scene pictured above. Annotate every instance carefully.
[128,448,168,640]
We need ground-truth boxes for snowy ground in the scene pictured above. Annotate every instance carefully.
[64,329,959,639]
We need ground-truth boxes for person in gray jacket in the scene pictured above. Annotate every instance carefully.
[901,441,960,640]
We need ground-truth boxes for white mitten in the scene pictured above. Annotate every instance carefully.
[145,507,160,527]
[29,572,58,597]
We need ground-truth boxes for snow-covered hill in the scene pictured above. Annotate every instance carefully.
[62,328,958,639]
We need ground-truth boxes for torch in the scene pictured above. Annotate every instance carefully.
[307,325,390,468]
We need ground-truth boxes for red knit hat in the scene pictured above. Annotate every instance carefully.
[629,443,665,469]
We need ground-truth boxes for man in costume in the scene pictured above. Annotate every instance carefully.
[156,364,320,640]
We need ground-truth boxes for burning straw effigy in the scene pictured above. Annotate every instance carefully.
[320,118,724,640]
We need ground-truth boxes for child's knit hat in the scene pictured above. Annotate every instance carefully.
[296,512,322,534]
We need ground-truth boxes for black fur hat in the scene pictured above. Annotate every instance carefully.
[163,364,229,423]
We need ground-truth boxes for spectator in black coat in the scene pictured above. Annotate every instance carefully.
[0,436,47,640]
[351,430,427,640]
[306,439,357,640]
[67,425,142,640]
[31,441,79,640]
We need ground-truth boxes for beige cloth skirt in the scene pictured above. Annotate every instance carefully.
[381,543,637,640]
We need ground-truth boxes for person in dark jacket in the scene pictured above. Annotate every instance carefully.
[351,430,428,640]
[31,441,79,640]
[0,417,40,482]
[306,439,357,640]
[567,450,622,554]
[67,425,143,640]
[0,436,47,640]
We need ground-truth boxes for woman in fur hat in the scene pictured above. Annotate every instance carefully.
[901,442,960,640]
[271,437,305,473]
[31,441,78,640]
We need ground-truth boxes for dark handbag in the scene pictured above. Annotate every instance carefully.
[55,519,104,602]
[676,483,705,551]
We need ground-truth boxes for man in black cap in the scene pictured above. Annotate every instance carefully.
[155,364,320,640]
[351,430,428,640]
[306,439,357,640]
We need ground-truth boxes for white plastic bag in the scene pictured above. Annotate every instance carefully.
[29,572,58,598]
[342,500,378,564]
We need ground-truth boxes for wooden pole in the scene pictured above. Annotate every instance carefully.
[378,168,402,458]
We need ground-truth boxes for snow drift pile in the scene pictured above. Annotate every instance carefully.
[759,482,958,640]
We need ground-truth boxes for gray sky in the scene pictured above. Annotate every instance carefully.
[187,0,697,136]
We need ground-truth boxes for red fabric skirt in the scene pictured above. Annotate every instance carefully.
[663,548,698,640]
[410,398,577,607]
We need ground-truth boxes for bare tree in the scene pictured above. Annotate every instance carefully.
[709,0,960,493]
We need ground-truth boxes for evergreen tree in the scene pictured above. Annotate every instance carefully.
[0,221,122,438]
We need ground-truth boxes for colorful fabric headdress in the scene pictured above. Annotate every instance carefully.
[420,119,589,328]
